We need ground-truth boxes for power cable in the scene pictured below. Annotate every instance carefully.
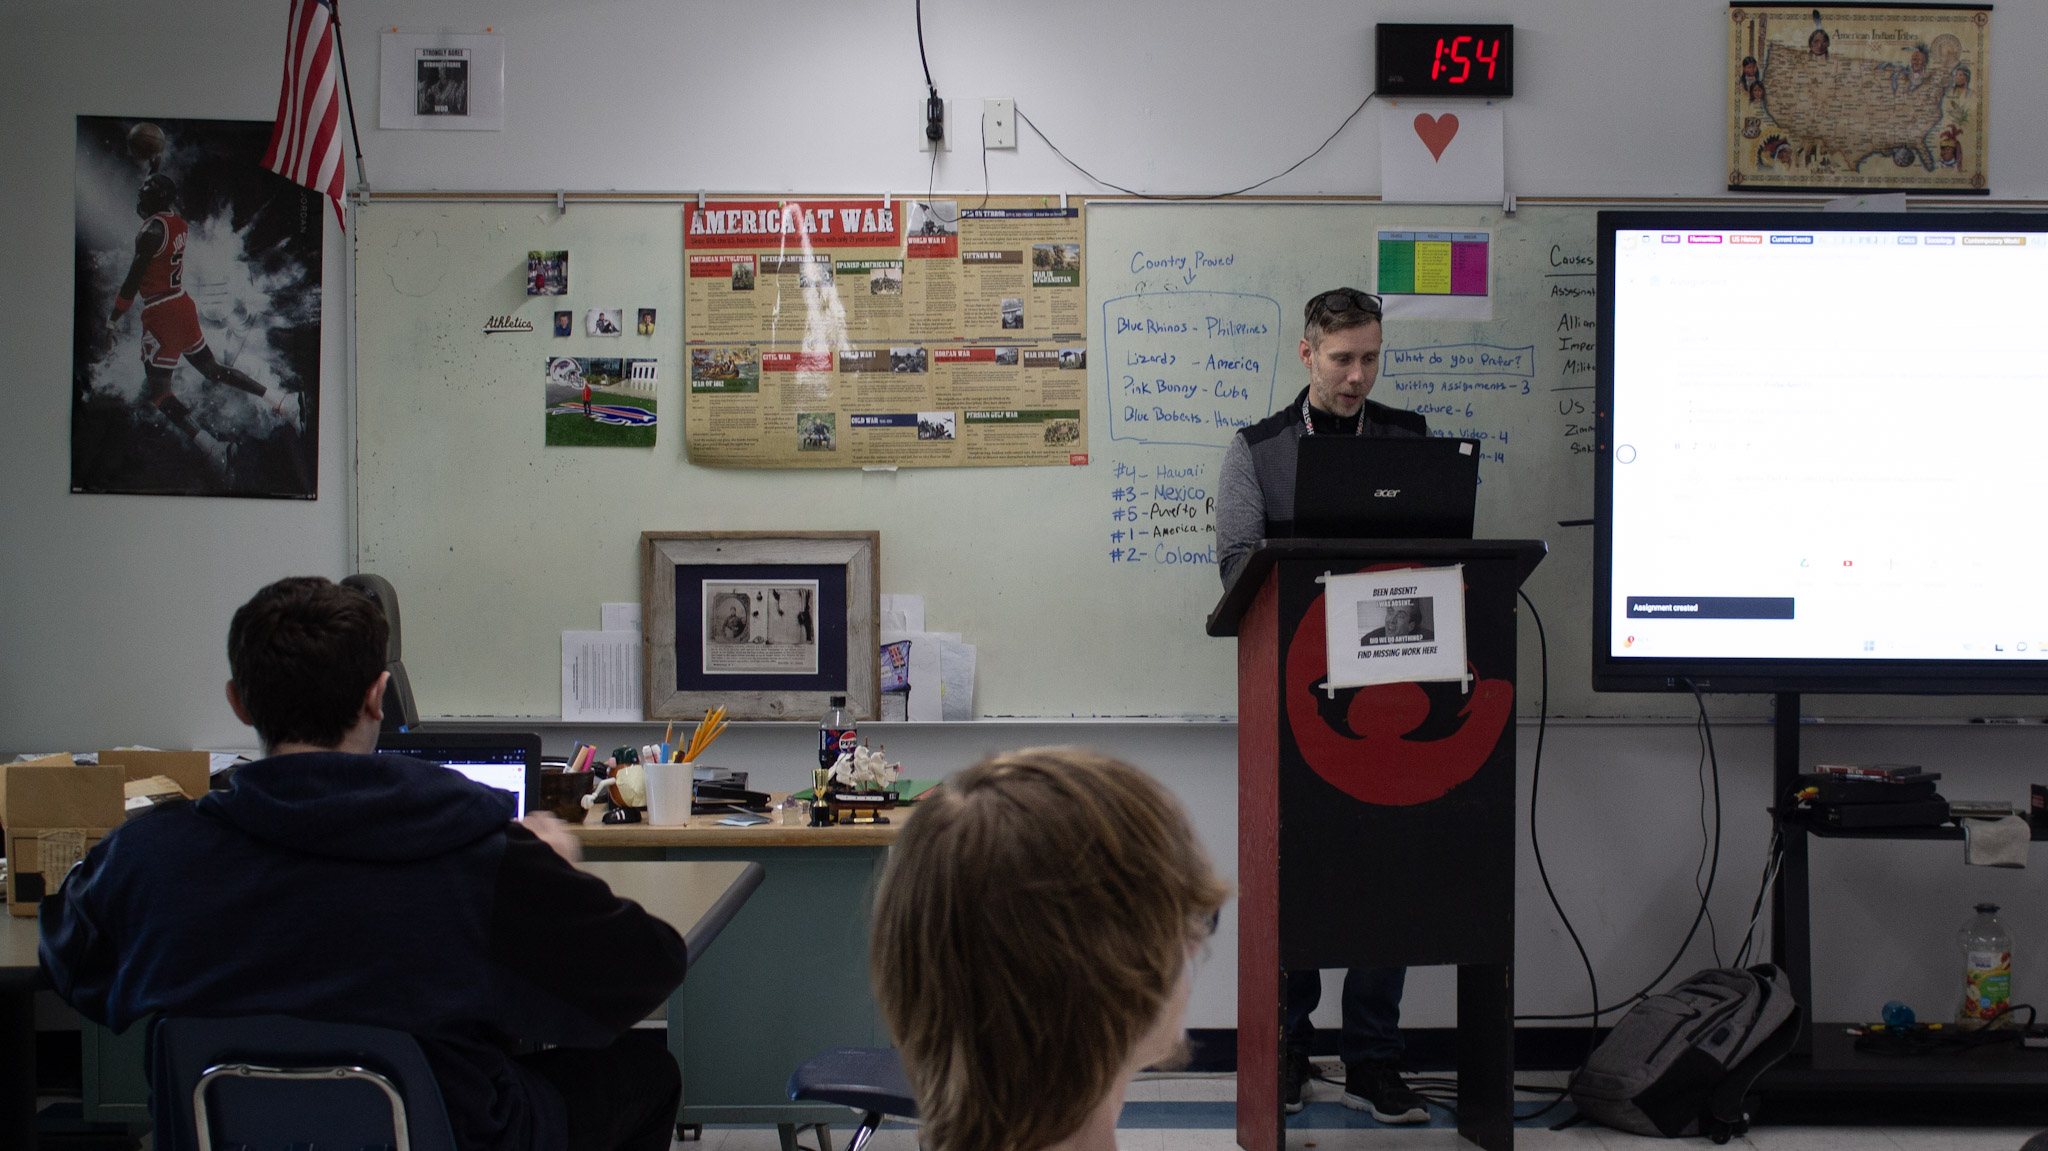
[913,0,988,226]
[1519,682,1726,1022]
[1733,827,1783,968]
[914,0,935,94]
[1507,589,1594,1120]
[1014,94,1373,200]
[1695,687,1724,964]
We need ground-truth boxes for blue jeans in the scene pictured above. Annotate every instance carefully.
[1285,966,1406,1065]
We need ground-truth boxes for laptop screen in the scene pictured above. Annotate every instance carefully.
[376,732,542,818]
[1292,436,1481,540]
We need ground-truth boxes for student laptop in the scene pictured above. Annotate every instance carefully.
[376,731,543,818]
[1292,436,1481,540]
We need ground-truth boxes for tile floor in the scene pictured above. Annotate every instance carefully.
[687,1065,2045,1151]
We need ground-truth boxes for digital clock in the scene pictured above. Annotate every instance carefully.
[1375,23,1514,98]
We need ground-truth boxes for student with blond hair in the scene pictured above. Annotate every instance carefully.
[871,748,1230,1151]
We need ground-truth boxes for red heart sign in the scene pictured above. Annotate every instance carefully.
[1413,113,1460,162]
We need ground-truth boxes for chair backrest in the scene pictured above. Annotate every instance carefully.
[152,1014,458,1151]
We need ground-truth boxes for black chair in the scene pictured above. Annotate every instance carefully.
[787,1046,917,1151]
[152,1014,457,1151]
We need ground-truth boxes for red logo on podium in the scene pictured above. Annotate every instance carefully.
[1284,589,1512,806]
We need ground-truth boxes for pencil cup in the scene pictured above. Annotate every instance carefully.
[644,760,693,826]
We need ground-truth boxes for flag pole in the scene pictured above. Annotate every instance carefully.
[326,0,372,193]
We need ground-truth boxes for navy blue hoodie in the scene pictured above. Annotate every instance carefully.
[40,752,689,1151]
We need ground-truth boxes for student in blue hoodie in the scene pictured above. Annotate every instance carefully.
[41,576,690,1151]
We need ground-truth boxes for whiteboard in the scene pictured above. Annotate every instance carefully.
[355,200,1232,720]
[1087,201,1624,717]
[357,197,2002,720]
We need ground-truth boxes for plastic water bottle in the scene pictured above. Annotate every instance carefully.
[1958,903,2014,1029]
[819,695,858,770]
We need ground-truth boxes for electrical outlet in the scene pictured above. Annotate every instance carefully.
[918,98,952,152]
[983,98,1016,149]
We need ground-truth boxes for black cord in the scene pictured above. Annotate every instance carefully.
[1506,589,1596,1120]
[1014,95,1374,200]
[1733,825,1783,968]
[920,109,991,228]
[914,0,935,96]
[1521,683,1726,1021]
[1695,689,1724,964]
[976,107,990,210]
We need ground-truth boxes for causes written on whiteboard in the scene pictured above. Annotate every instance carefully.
[1549,248,1600,456]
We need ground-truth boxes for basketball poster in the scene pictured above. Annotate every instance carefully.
[72,116,323,498]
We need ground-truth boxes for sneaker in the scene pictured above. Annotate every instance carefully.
[1282,1049,1313,1114]
[1340,1061,1428,1124]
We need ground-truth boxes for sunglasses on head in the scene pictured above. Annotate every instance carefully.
[1305,288,1383,323]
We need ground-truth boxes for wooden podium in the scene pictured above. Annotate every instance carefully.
[1209,539,1546,1151]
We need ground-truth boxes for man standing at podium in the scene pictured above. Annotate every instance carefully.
[1215,287,1431,1123]
[1217,288,1429,584]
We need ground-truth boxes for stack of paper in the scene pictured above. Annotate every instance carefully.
[562,602,643,722]
[879,594,975,721]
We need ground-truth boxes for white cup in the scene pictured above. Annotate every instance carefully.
[644,760,694,826]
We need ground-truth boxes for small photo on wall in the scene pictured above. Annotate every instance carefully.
[415,49,470,117]
[586,307,622,337]
[797,412,836,452]
[528,250,568,295]
[553,311,572,337]
[636,308,656,336]
[544,356,655,448]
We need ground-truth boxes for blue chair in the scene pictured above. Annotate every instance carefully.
[151,1014,457,1151]
[787,1046,917,1151]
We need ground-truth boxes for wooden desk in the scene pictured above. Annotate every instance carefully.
[1,859,764,1148]
[2,907,39,1151]
[574,802,903,1150]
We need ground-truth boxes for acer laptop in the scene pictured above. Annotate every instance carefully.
[376,731,542,817]
[1292,436,1481,539]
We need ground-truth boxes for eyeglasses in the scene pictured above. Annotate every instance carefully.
[1305,288,1383,324]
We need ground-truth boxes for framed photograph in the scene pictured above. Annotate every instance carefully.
[643,531,879,721]
[379,32,504,131]
[1726,4,1988,193]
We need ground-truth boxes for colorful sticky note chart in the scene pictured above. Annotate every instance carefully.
[1377,231,1489,296]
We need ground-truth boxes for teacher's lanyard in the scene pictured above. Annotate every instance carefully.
[1302,394,1364,435]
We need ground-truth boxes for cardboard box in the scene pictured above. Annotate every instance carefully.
[96,749,210,801]
[2,762,123,916]
[0,753,77,825]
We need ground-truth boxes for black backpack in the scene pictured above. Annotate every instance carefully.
[1570,964,1803,1143]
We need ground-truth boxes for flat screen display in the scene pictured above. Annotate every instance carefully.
[1596,210,2048,694]
[377,732,541,817]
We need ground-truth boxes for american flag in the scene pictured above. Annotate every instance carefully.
[262,0,347,227]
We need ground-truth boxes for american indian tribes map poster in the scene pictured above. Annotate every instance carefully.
[1728,4,1989,194]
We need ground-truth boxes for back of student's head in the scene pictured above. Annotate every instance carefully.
[871,747,1228,1151]
[227,576,388,749]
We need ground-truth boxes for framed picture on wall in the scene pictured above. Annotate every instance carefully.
[642,531,880,721]
[1726,3,1989,194]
